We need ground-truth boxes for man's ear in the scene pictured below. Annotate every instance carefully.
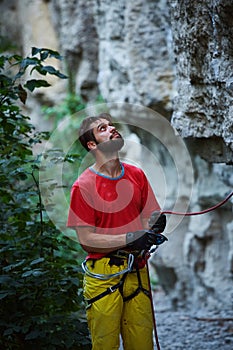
[87,140,97,151]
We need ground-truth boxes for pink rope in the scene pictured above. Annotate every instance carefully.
[161,191,233,217]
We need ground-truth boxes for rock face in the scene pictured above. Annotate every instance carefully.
[94,0,175,115]
[1,0,232,311]
[50,0,99,101]
[169,0,233,163]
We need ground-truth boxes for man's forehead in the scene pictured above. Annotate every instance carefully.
[90,118,111,129]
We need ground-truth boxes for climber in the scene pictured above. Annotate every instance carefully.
[67,113,167,350]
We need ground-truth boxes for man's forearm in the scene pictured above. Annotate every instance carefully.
[75,229,127,253]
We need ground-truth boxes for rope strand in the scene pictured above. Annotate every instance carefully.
[161,191,233,217]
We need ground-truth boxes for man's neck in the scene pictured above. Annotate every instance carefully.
[92,154,122,178]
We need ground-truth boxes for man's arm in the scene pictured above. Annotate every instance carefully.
[75,226,127,253]
[76,216,150,253]
[141,217,150,230]
[75,213,166,254]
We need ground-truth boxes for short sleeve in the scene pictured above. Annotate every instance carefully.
[67,184,96,228]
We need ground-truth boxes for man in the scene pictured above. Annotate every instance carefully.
[67,112,166,350]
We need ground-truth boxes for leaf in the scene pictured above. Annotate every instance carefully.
[0,275,12,283]
[65,154,81,163]
[40,65,67,79]
[0,292,12,300]
[3,328,13,336]
[0,73,12,87]
[25,330,42,340]
[41,48,62,60]
[22,269,47,278]
[0,287,17,298]
[40,51,49,61]
[17,84,27,104]
[32,47,62,60]
[31,47,41,56]
[20,57,40,69]
[10,167,28,180]
[3,259,26,272]
[70,277,80,287]
[21,270,34,278]
[30,257,45,266]
[24,79,51,92]
[12,54,23,62]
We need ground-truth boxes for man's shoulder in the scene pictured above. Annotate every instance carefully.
[123,162,144,175]
[72,168,93,187]
[123,162,147,183]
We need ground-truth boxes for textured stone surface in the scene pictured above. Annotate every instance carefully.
[50,0,99,100]
[151,154,233,312]
[94,0,175,115]
[169,0,233,159]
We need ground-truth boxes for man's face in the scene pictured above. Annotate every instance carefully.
[89,118,124,152]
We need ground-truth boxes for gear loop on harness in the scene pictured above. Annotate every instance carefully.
[81,252,135,280]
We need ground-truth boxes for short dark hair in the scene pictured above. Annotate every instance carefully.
[78,113,113,151]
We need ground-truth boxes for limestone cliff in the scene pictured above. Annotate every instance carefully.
[170,0,233,163]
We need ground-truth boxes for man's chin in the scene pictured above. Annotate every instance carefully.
[96,138,124,153]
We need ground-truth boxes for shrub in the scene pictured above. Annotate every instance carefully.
[0,47,91,349]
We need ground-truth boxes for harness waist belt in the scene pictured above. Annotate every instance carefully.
[107,249,148,268]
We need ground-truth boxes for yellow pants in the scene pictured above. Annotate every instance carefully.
[83,257,154,350]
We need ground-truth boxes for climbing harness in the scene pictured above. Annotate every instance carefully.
[122,258,151,302]
[82,250,152,308]
[85,272,127,308]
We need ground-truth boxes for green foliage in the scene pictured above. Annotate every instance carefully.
[41,93,88,231]
[0,47,91,349]
[41,87,105,208]
[42,93,86,127]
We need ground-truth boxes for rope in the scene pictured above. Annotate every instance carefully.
[161,191,233,217]
[81,253,135,280]
[145,257,161,350]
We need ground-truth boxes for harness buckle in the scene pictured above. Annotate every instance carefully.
[109,285,118,293]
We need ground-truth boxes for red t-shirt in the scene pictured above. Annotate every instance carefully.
[67,162,160,259]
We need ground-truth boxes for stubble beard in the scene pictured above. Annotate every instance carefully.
[96,136,124,153]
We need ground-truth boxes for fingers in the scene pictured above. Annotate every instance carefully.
[148,210,161,227]
[151,214,166,233]
[147,232,168,246]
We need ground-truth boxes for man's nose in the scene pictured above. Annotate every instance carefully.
[109,125,116,132]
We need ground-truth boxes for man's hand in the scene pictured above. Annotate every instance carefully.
[126,229,167,251]
[149,212,166,233]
